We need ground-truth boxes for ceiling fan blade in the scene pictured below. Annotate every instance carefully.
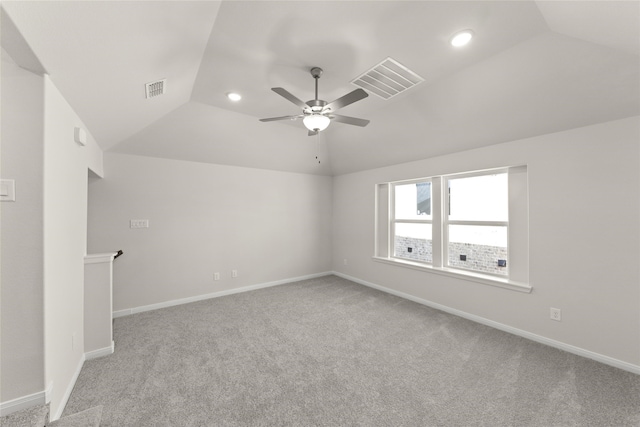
[330,114,370,127]
[324,88,368,112]
[308,130,318,137]
[259,115,303,122]
[271,87,308,109]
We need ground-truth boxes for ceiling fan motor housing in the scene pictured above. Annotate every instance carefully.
[306,99,327,113]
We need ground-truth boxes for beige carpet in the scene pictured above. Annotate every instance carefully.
[63,275,640,426]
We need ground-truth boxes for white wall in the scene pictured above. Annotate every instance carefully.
[88,153,332,311]
[333,116,640,368]
[43,75,103,419]
[0,51,45,403]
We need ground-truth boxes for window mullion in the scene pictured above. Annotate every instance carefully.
[432,176,443,268]
[447,220,508,227]
[393,219,432,225]
[389,183,395,260]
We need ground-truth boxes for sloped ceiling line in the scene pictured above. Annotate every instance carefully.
[2,1,638,176]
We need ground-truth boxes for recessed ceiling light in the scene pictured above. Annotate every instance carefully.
[450,30,474,47]
[226,92,242,101]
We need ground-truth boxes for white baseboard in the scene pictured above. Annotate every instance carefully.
[3,344,112,419]
[113,271,333,318]
[85,341,115,361]
[51,354,85,422]
[333,271,640,375]
[0,382,53,418]
[0,389,47,417]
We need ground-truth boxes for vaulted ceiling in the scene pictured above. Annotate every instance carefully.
[2,1,639,175]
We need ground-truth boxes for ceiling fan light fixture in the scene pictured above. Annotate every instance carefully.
[260,67,369,134]
[303,114,330,132]
[450,30,474,47]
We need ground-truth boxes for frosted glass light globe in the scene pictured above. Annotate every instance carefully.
[303,114,331,131]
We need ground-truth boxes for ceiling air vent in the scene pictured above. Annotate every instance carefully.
[351,58,424,100]
[145,79,166,99]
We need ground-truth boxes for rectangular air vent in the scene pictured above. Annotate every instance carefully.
[145,79,166,98]
[351,58,424,100]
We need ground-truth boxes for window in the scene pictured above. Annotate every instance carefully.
[375,166,529,291]
[393,180,432,263]
[445,173,508,276]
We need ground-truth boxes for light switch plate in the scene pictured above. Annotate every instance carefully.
[130,219,149,228]
[0,179,15,202]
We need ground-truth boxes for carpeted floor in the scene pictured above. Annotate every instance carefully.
[48,406,102,427]
[0,404,49,427]
[63,275,640,426]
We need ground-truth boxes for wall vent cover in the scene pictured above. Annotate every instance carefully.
[351,58,424,100]
[145,79,166,98]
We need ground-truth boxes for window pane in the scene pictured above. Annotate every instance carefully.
[395,182,431,220]
[448,225,507,275]
[394,223,432,263]
[448,173,507,221]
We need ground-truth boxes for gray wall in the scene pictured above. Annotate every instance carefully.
[88,153,333,311]
[332,116,640,367]
[0,50,45,403]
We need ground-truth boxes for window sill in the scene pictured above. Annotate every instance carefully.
[371,256,532,293]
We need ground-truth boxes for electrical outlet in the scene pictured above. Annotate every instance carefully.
[343,259,348,265]
[550,307,562,321]
[232,270,238,278]
[214,272,220,281]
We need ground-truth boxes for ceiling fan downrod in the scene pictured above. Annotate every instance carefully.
[310,67,323,101]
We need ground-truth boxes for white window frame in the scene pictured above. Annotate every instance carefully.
[374,166,531,293]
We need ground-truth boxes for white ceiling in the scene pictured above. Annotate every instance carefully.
[2,1,639,176]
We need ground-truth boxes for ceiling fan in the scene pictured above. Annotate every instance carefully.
[259,67,370,136]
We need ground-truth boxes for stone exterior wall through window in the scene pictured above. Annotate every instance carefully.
[448,242,508,276]
[394,236,432,263]
[394,237,508,276]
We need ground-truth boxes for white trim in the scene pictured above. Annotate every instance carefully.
[381,166,529,284]
[446,220,508,227]
[85,341,115,360]
[113,271,333,318]
[0,389,47,417]
[443,166,511,181]
[393,219,434,225]
[51,354,85,422]
[84,252,116,264]
[372,256,532,293]
[45,381,53,404]
[333,271,640,375]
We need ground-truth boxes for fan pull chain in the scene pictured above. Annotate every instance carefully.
[315,132,321,164]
